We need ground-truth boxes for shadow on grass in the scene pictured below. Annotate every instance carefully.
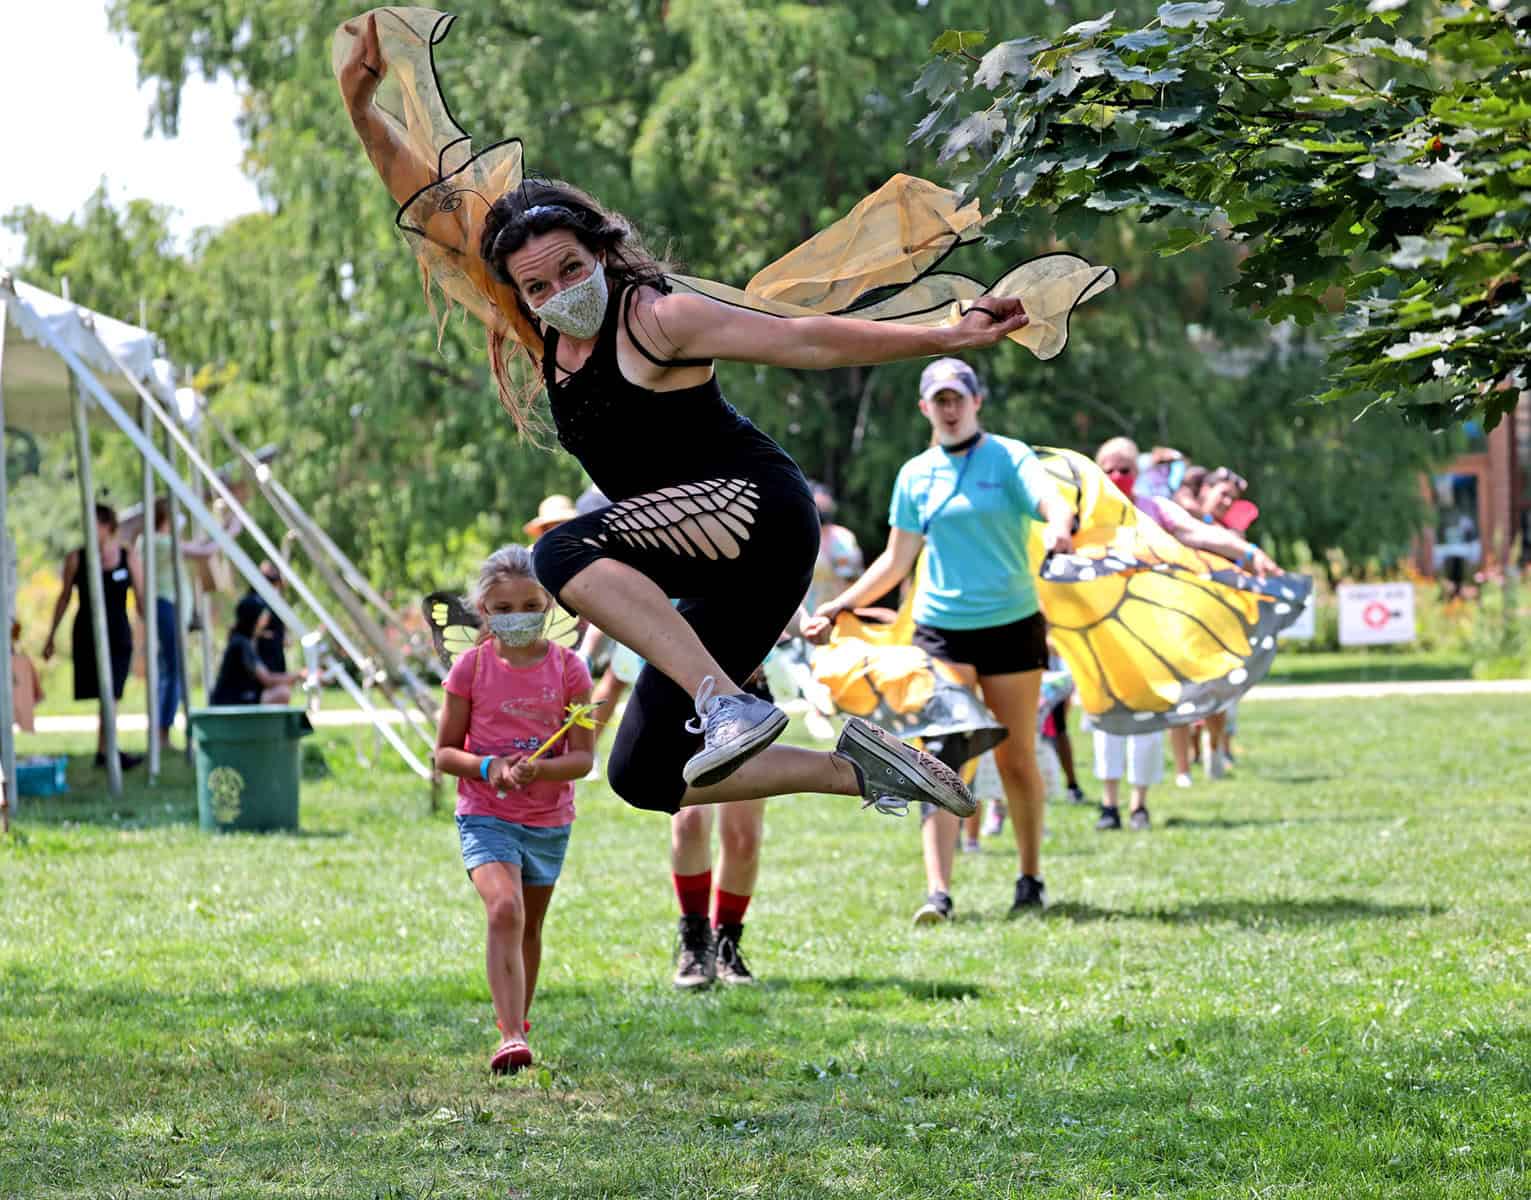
[17,793,200,831]
[1159,812,1381,830]
[1048,895,1437,927]
[13,766,346,838]
[770,976,983,1001]
[7,967,1529,1200]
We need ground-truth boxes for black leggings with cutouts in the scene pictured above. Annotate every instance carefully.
[532,464,818,813]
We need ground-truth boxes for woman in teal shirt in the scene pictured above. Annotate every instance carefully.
[805,358,1074,923]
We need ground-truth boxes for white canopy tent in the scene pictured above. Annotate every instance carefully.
[2,274,433,828]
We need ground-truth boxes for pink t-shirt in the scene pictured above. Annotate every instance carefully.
[443,640,593,826]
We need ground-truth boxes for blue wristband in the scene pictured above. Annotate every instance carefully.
[479,755,494,780]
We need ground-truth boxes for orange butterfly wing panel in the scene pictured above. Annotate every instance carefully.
[1029,449,1312,733]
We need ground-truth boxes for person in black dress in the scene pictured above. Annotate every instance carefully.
[43,504,146,769]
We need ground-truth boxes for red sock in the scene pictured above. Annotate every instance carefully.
[673,869,712,918]
[712,888,752,928]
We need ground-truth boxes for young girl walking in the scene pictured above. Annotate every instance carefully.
[435,546,595,1074]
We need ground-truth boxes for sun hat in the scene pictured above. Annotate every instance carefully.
[919,358,981,401]
[523,493,580,538]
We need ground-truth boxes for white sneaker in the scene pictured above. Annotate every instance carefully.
[681,676,789,788]
[913,891,953,925]
[1175,772,1193,789]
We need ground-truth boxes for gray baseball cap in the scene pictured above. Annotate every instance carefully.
[919,357,981,400]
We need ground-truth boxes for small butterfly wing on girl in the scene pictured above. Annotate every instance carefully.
[432,545,594,1075]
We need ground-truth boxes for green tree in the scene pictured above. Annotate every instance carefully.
[6,0,1451,591]
[912,1,1529,429]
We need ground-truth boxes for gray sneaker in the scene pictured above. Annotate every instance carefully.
[836,717,976,818]
[681,676,789,788]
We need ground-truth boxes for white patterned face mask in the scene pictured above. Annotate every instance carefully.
[530,261,609,340]
[486,610,547,647]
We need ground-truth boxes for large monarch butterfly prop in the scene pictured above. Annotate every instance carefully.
[809,609,1008,771]
[1029,449,1312,734]
[422,590,580,671]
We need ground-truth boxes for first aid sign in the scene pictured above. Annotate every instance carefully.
[1338,582,1415,646]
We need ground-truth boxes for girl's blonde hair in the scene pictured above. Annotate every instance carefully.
[468,544,548,612]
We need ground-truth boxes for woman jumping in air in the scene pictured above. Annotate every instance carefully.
[337,9,1111,841]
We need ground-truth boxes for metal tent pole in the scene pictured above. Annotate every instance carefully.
[199,405,439,729]
[195,420,215,700]
[0,287,16,829]
[139,301,160,780]
[163,408,193,760]
[140,391,160,780]
[64,291,123,797]
[90,342,379,676]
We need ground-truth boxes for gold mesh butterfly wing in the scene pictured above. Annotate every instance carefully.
[333,12,1117,394]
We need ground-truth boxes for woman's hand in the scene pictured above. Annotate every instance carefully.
[1041,519,1074,557]
[952,295,1029,349]
[1246,547,1281,580]
[800,602,846,645]
[338,13,384,113]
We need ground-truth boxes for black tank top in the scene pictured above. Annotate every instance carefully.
[72,544,134,648]
[541,283,797,501]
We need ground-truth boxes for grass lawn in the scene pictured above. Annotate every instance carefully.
[1263,650,1476,685]
[3,697,1528,1199]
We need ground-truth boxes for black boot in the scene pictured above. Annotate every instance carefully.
[673,914,716,990]
[714,922,756,985]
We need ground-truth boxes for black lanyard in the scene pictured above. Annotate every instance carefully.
[921,438,983,535]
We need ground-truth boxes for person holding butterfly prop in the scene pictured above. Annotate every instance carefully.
[336,10,1079,832]
[434,546,594,1075]
[803,359,1076,924]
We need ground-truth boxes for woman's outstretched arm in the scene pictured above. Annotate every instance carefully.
[338,13,466,249]
[801,528,925,640]
[647,291,1030,371]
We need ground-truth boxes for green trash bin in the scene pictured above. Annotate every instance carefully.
[190,706,315,832]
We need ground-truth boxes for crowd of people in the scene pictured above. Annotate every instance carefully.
[25,493,300,772]
[0,5,1414,1103]
[429,353,1278,1074]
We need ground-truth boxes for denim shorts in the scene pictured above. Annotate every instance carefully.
[456,814,572,886]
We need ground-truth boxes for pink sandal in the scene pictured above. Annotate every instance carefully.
[489,1037,533,1075]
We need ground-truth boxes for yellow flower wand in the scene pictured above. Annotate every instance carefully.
[526,700,604,763]
[493,701,604,798]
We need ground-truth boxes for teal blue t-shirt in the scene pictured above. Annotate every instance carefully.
[889,434,1057,630]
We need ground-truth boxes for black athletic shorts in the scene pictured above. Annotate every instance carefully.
[912,611,1048,677]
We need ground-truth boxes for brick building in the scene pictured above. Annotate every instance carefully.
[1417,393,1530,576]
